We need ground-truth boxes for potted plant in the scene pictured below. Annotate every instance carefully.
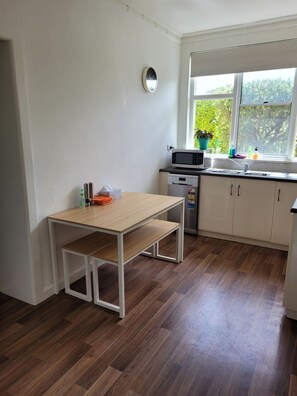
[194,129,213,150]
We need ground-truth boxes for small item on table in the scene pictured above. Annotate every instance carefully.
[99,185,121,199]
[79,188,85,208]
[84,183,90,207]
[92,195,113,205]
[89,182,94,206]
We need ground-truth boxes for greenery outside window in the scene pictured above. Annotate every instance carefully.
[190,68,297,158]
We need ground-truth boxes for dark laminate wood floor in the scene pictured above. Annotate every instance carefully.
[1,235,297,396]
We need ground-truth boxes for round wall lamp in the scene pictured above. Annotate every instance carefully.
[142,66,158,93]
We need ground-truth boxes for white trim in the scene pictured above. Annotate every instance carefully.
[182,15,297,42]
[199,230,288,251]
[288,72,297,158]
[187,78,195,148]
[193,93,234,100]
[110,0,181,42]
[231,74,242,147]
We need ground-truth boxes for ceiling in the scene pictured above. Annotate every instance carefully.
[124,0,297,37]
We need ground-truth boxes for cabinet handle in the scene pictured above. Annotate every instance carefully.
[237,185,240,197]
[230,184,233,196]
[278,189,281,202]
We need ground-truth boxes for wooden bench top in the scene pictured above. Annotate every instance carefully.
[91,219,180,264]
[63,232,116,255]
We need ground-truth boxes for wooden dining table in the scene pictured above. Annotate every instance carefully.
[48,191,184,317]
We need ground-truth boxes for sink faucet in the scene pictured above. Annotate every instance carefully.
[229,158,250,172]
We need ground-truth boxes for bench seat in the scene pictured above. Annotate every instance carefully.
[91,219,181,317]
[62,231,115,301]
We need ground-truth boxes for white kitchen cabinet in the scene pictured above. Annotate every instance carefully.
[271,182,297,245]
[199,176,235,235]
[233,178,275,242]
[165,172,297,247]
[199,176,275,242]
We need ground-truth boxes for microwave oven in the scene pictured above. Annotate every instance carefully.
[171,149,205,169]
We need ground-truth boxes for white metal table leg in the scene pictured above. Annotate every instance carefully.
[177,200,185,262]
[48,219,59,294]
[117,233,125,318]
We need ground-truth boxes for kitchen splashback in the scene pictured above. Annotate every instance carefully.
[204,156,297,173]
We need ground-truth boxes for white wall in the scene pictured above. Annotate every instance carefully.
[0,0,180,303]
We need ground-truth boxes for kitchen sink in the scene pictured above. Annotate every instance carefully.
[243,171,270,176]
[208,168,241,174]
[207,168,270,176]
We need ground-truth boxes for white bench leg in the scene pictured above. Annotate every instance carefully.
[62,249,92,302]
[118,262,125,318]
[117,234,125,318]
[92,259,122,316]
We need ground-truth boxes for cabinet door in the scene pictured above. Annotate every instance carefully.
[233,179,275,241]
[271,182,297,245]
[199,176,235,235]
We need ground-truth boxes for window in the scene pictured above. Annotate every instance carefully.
[191,74,234,154]
[190,68,297,158]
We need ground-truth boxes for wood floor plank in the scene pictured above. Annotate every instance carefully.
[0,355,41,393]
[128,331,184,395]
[8,342,91,395]
[77,293,183,390]
[0,235,295,395]
[62,384,87,396]
[289,374,297,396]
[43,323,125,395]
[83,366,122,395]
[107,329,172,395]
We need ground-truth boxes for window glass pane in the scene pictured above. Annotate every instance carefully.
[194,74,234,95]
[241,68,295,104]
[194,99,232,154]
[237,105,291,155]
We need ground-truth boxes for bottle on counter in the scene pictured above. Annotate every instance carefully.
[247,146,253,159]
[229,142,236,158]
[252,147,259,160]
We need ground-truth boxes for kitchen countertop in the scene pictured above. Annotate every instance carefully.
[160,166,297,183]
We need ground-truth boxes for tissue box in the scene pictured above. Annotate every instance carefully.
[99,186,121,199]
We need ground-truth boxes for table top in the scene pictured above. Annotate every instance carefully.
[48,191,184,233]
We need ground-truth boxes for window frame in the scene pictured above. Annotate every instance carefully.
[189,69,297,160]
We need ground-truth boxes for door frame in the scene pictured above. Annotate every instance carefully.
[0,26,41,304]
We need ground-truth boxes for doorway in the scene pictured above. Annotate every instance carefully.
[0,39,33,303]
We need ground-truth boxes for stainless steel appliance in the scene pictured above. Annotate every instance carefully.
[167,174,199,234]
[171,149,204,169]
